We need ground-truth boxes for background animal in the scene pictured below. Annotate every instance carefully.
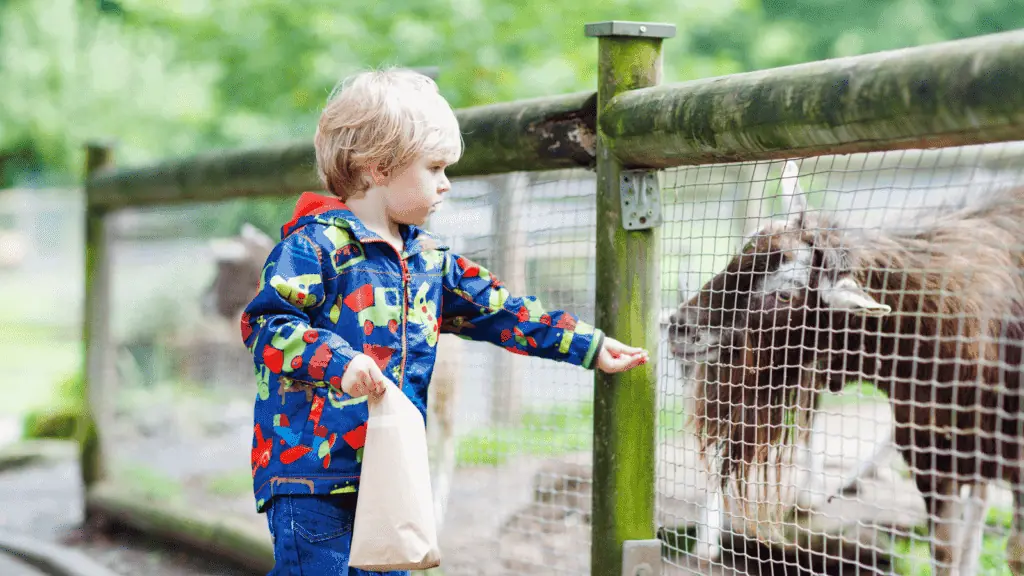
[204,221,465,534]
[668,161,1009,575]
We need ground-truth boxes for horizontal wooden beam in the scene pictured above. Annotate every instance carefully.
[86,481,273,573]
[600,29,1024,168]
[451,91,597,178]
[86,92,597,210]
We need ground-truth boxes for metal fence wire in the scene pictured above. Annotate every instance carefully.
[657,141,1024,576]
[101,169,600,576]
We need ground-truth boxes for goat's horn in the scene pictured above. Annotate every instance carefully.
[822,277,891,317]
[780,160,808,217]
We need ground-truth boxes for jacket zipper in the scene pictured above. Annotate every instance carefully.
[399,258,410,390]
[363,238,409,390]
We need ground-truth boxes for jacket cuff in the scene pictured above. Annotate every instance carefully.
[582,329,605,370]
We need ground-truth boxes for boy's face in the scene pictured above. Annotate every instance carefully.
[384,152,453,227]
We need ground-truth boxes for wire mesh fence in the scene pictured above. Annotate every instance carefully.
[657,141,1024,576]
[80,132,1024,576]
[99,168,601,575]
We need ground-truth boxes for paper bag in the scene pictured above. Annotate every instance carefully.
[349,382,441,571]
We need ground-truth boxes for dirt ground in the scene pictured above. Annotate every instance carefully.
[0,395,941,576]
[0,441,567,576]
[0,451,251,576]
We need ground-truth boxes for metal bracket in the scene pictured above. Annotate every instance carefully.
[620,170,662,230]
[622,539,663,576]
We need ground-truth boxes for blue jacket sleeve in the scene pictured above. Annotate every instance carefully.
[241,232,361,390]
[439,252,605,369]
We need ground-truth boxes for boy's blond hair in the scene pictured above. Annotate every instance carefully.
[314,68,464,201]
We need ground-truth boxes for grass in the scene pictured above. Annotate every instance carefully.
[456,402,594,467]
[822,380,890,407]
[0,321,81,418]
[455,394,710,468]
[892,519,1013,576]
[206,469,255,497]
[115,463,186,504]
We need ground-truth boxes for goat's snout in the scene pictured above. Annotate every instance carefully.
[667,309,695,341]
[667,307,722,363]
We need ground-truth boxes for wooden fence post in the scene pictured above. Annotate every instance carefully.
[490,172,528,426]
[584,20,675,576]
[79,142,114,495]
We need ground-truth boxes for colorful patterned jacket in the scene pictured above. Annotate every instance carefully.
[242,192,606,512]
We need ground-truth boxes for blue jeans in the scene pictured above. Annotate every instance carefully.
[265,494,410,576]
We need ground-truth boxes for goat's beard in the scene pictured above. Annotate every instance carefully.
[689,352,827,517]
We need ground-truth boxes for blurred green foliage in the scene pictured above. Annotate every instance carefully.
[22,370,83,441]
[3,0,1023,195]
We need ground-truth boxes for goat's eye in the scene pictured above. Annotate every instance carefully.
[776,291,792,303]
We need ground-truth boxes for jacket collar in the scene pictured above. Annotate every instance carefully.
[282,192,448,259]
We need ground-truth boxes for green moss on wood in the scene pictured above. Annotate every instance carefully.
[24,407,79,440]
[81,143,113,491]
[24,370,84,441]
[597,38,664,111]
[590,31,664,576]
[86,92,597,210]
[79,209,106,489]
[601,29,1024,167]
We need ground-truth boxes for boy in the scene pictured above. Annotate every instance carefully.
[241,68,649,576]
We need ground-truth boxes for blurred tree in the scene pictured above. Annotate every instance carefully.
[3,0,1024,220]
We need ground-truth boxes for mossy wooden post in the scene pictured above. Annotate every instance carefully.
[585,20,675,576]
[79,142,114,494]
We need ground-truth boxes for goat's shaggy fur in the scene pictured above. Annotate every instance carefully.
[670,176,1024,574]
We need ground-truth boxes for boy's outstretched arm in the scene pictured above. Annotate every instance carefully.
[439,253,647,372]
[241,233,365,394]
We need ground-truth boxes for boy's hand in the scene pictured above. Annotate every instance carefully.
[596,337,649,373]
[340,354,389,399]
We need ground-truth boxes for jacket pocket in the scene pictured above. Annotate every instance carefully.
[288,495,355,543]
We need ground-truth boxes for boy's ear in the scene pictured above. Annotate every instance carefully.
[369,164,390,186]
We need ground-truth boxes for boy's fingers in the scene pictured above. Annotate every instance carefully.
[369,365,386,389]
[363,370,382,396]
[366,364,390,397]
[607,340,647,357]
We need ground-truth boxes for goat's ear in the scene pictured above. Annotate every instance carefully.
[820,276,891,317]
[780,160,808,224]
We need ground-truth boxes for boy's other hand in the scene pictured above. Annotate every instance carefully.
[596,337,649,374]
[341,354,389,399]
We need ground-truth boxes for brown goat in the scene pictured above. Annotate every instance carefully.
[669,161,1023,575]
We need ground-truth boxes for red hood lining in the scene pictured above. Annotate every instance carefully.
[282,192,349,236]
